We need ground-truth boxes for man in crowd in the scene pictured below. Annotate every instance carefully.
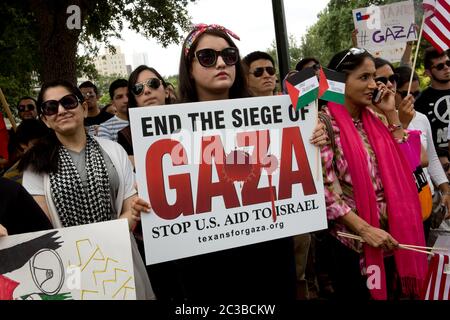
[416,47,450,152]
[242,51,277,97]
[16,97,38,121]
[97,79,130,142]
[79,81,113,136]
[296,57,321,76]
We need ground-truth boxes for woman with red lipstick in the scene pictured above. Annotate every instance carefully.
[133,24,328,300]
[319,48,428,300]
[19,80,155,300]
[177,23,296,300]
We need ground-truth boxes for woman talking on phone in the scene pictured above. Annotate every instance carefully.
[319,48,428,300]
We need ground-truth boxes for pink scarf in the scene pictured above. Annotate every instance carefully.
[327,102,428,300]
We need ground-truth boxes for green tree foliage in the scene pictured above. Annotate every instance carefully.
[267,35,302,71]
[0,0,196,117]
[299,0,386,65]
[0,1,40,119]
[166,75,179,89]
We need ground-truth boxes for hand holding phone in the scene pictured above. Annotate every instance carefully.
[372,88,383,104]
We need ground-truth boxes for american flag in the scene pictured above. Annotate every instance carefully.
[423,0,450,53]
[422,253,450,300]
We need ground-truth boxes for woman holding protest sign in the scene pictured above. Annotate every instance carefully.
[19,80,155,300]
[133,24,328,300]
[319,48,428,300]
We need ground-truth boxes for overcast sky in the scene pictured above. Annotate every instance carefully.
[113,0,330,77]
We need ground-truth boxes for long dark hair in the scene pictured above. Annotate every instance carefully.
[127,65,170,109]
[178,28,249,103]
[19,80,84,174]
[328,48,374,77]
[395,66,419,88]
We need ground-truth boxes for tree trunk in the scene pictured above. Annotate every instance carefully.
[29,0,84,84]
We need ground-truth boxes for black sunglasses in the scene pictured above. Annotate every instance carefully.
[312,63,321,71]
[432,60,450,71]
[195,47,239,68]
[250,66,276,77]
[397,90,420,99]
[41,94,80,116]
[375,74,399,85]
[132,78,162,96]
[18,104,35,112]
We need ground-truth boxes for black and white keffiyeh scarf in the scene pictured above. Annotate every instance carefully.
[50,135,111,227]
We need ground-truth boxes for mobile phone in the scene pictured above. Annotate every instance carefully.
[372,88,382,104]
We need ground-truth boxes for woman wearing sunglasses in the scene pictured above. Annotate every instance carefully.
[118,65,185,301]
[19,80,155,300]
[320,48,427,300]
[117,65,170,159]
[372,58,416,130]
[132,23,298,300]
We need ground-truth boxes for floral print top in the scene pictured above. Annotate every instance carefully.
[320,106,389,253]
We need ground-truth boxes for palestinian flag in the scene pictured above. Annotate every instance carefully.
[318,67,346,105]
[286,67,319,110]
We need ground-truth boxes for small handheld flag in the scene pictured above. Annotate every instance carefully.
[285,68,319,110]
[318,67,346,105]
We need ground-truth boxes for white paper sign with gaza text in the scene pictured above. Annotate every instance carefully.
[129,95,327,265]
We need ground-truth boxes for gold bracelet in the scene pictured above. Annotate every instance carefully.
[388,123,402,132]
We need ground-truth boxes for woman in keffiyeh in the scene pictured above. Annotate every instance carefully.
[19,80,155,300]
[320,48,428,300]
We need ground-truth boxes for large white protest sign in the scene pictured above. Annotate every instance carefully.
[353,1,417,62]
[0,219,136,300]
[129,95,327,265]
[370,43,407,63]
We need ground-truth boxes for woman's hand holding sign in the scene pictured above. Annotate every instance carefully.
[122,195,152,232]
[132,197,152,218]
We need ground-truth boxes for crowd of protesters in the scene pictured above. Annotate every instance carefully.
[0,23,450,301]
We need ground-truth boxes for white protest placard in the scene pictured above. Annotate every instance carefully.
[353,0,417,62]
[129,95,327,265]
[369,43,407,63]
[0,219,136,300]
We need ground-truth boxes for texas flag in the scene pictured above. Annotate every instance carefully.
[285,67,319,110]
[356,11,371,21]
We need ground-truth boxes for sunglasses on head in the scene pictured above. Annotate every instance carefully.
[131,78,162,96]
[397,90,420,99]
[375,73,399,85]
[41,94,80,116]
[18,104,35,112]
[432,60,450,71]
[335,47,366,70]
[250,66,276,77]
[195,47,239,68]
